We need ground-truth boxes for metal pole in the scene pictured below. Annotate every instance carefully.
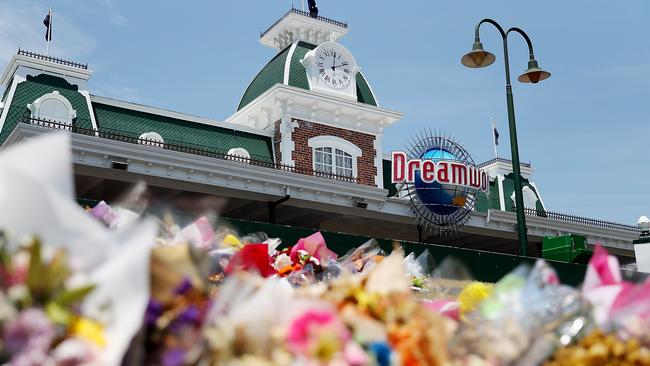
[501,34,529,256]
[474,19,529,256]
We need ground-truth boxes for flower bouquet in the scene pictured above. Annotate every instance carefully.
[0,235,103,365]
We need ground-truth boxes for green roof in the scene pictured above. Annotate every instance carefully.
[93,103,274,162]
[474,180,501,213]
[237,42,378,111]
[0,74,94,145]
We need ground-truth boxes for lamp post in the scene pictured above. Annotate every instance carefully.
[461,19,551,256]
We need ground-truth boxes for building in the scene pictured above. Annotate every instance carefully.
[0,8,640,261]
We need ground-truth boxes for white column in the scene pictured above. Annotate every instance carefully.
[279,115,298,166]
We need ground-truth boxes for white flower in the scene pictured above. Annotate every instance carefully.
[273,253,292,271]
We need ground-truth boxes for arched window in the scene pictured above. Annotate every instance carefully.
[227,147,251,163]
[511,186,539,209]
[308,136,362,178]
[138,132,165,148]
[28,91,77,126]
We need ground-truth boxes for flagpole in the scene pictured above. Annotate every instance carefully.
[491,117,498,159]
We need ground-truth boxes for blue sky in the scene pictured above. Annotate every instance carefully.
[0,1,648,225]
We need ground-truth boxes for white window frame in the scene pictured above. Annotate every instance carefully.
[511,186,539,209]
[308,135,362,178]
[138,132,165,148]
[27,91,77,126]
[227,147,251,163]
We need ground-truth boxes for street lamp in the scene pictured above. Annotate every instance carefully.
[461,19,551,256]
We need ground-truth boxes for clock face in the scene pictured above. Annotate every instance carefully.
[315,46,352,89]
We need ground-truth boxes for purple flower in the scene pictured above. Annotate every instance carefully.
[145,300,163,327]
[178,305,201,324]
[3,309,56,356]
[162,348,185,366]
[173,278,193,295]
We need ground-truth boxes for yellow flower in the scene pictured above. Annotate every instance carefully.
[70,317,107,347]
[458,282,493,318]
[222,234,242,249]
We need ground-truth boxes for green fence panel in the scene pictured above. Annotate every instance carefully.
[223,218,587,286]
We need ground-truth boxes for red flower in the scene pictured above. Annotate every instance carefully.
[225,244,276,277]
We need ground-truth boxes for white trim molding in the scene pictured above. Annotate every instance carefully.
[0,54,93,88]
[497,174,506,210]
[27,90,77,124]
[529,182,547,211]
[79,90,98,131]
[283,42,299,85]
[308,135,362,178]
[0,75,23,133]
[374,135,383,188]
[279,116,299,166]
[260,10,349,50]
[227,84,402,135]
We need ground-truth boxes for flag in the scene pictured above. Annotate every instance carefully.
[43,9,52,42]
[493,125,500,146]
[308,0,318,18]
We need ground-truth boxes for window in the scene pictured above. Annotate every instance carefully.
[227,147,251,162]
[27,91,77,126]
[138,132,165,148]
[314,147,353,177]
[309,136,361,178]
[510,186,539,209]
[335,149,353,177]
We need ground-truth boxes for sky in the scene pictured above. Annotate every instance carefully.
[0,1,648,225]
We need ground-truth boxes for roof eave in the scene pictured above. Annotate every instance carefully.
[227,83,403,134]
[1,54,93,88]
[89,95,274,137]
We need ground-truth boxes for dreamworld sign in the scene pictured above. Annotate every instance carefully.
[391,133,490,232]
[390,151,489,193]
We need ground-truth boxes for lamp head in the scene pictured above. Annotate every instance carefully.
[518,59,551,84]
[461,41,496,68]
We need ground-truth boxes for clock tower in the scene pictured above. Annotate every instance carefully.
[228,7,402,188]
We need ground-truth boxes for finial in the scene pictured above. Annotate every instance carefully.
[639,216,650,238]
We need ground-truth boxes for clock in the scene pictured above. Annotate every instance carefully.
[301,41,359,100]
[315,45,352,89]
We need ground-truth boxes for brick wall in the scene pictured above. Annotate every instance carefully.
[290,119,377,186]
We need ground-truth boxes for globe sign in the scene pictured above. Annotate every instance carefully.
[413,148,469,216]
[400,133,484,233]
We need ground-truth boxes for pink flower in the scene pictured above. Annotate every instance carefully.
[583,245,622,291]
[52,338,101,365]
[344,342,369,366]
[173,216,215,249]
[89,201,118,227]
[422,300,460,321]
[3,309,56,358]
[290,232,337,263]
[286,309,350,358]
